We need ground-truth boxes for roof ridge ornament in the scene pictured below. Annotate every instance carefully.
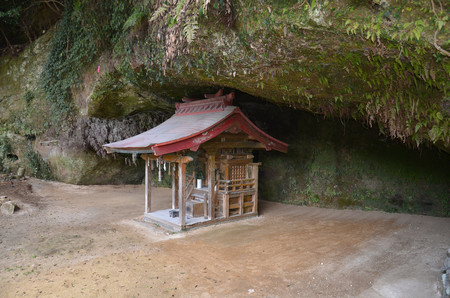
[182,89,224,103]
[176,92,235,115]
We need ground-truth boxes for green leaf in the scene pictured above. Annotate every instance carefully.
[436,112,443,121]
[415,20,425,27]
[428,125,442,142]
[415,123,422,133]
[376,29,381,39]
[150,4,168,22]
[413,28,421,40]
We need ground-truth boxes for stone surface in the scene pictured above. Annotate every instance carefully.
[0,196,8,205]
[1,201,16,215]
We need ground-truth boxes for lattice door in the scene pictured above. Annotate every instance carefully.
[230,164,246,180]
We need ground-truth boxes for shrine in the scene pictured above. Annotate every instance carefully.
[103,90,288,231]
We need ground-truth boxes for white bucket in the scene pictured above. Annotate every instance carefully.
[196,179,202,189]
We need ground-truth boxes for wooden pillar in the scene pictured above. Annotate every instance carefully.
[207,152,216,220]
[239,193,244,215]
[224,193,230,218]
[172,163,178,209]
[178,160,186,229]
[144,158,152,214]
[250,163,260,214]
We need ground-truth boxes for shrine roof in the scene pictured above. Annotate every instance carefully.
[103,92,288,156]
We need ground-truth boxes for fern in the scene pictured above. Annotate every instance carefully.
[175,0,186,17]
[183,18,199,43]
[145,0,234,71]
[150,3,169,22]
[123,9,148,31]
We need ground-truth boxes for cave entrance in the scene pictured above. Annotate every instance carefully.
[103,90,288,231]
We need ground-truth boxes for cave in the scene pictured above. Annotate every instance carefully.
[0,0,448,217]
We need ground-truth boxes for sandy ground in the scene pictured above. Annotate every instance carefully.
[0,178,449,298]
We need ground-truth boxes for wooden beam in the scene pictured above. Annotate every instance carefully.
[207,152,216,220]
[224,194,230,218]
[249,163,260,214]
[172,163,178,209]
[178,160,186,229]
[144,159,151,213]
[239,193,244,215]
[142,154,193,164]
[202,141,266,151]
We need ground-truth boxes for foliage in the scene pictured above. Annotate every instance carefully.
[337,0,449,147]
[25,149,54,180]
[117,0,233,75]
[37,0,446,151]
[143,0,448,150]
[23,89,34,104]
[0,0,63,53]
[0,133,53,179]
[0,134,12,172]
[40,0,134,124]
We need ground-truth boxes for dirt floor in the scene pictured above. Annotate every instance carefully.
[0,178,449,297]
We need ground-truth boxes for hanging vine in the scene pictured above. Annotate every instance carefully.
[144,0,234,72]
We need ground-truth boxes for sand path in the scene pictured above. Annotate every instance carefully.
[0,179,449,297]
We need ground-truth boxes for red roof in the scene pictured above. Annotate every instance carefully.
[103,92,288,156]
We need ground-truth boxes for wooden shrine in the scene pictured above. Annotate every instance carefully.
[103,90,288,231]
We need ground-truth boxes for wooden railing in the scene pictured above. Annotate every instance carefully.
[185,174,195,200]
[217,178,256,194]
[216,178,257,218]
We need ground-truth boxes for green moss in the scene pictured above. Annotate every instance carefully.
[1,0,449,198]
[0,132,53,179]
[25,150,54,180]
[47,153,98,184]
[47,150,145,185]
[88,71,173,118]
[337,197,357,209]
[0,134,12,172]
[251,103,450,217]
[40,0,134,123]
[123,0,448,150]
[78,155,145,185]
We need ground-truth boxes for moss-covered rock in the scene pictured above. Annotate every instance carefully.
[243,100,450,217]
[86,70,173,118]
[119,0,449,151]
[0,0,449,217]
[42,147,144,185]
[0,30,52,132]
[0,29,170,184]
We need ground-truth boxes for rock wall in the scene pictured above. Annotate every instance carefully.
[0,0,449,215]
[0,30,172,184]
[239,99,450,216]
